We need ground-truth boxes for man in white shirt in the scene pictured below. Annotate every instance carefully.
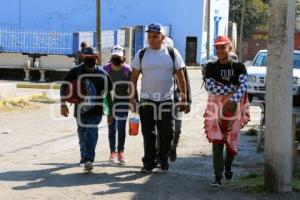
[130,23,189,172]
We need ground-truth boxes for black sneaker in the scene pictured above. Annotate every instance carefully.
[83,161,93,172]
[79,159,85,165]
[211,176,222,187]
[224,169,233,180]
[156,160,161,168]
[169,148,177,162]
[141,167,153,173]
[160,162,169,172]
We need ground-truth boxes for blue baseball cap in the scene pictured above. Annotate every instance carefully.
[146,23,163,34]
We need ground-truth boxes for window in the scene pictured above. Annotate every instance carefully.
[252,51,300,69]
[252,52,267,67]
[293,53,300,69]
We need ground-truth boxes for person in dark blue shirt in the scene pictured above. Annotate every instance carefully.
[60,50,113,172]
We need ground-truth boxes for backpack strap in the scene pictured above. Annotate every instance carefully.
[165,46,178,101]
[167,46,176,74]
[139,48,147,73]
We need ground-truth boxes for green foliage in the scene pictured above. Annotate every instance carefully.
[228,173,264,193]
[231,0,300,38]
[229,173,300,193]
[230,0,269,38]
[297,0,300,16]
[29,94,57,104]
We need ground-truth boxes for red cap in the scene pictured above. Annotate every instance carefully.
[213,36,232,46]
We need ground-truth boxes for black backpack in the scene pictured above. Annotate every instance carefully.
[139,46,192,103]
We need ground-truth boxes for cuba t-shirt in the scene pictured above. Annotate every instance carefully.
[205,60,247,85]
[131,46,186,101]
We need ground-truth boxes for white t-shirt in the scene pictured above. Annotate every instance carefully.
[131,46,186,101]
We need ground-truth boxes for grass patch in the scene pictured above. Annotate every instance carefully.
[228,173,264,193]
[0,99,30,108]
[29,94,57,104]
[0,93,56,112]
[0,99,32,112]
[229,173,300,193]
[292,175,300,192]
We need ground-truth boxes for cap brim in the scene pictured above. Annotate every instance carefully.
[146,29,162,34]
[111,52,124,57]
[213,42,231,46]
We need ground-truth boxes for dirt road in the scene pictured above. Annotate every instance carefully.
[0,70,299,200]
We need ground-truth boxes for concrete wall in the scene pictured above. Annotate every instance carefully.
[101,0,205,63]
[0,0,95,31]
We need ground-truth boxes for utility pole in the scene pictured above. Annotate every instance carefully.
[265,0,295,192]
[96,0,102,64]
[238,0,245,61]
[206,0,211,60]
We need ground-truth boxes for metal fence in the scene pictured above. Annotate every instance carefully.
[117,30,126,47]
[101,30,115,49]
[0,28,74,55]
[73,32,95,54]
[0,28,127,56]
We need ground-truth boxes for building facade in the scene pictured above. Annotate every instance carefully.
[1,0,229,64]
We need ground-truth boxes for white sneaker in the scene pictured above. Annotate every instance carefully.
[118,152,126,165]
[84,161,93,172]
[109,152,118,163]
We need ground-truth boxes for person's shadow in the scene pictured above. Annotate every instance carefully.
[0,162,146,191]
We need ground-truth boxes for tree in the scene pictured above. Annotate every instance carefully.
[297,0,300,16]
[230,0,269,39]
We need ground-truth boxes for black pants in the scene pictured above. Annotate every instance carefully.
[213,143,235,178]
[139,99,174,169]
[173,103,182,136]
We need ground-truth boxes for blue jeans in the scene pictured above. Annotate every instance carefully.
[77,115,102,163]
[108,103,129,153]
